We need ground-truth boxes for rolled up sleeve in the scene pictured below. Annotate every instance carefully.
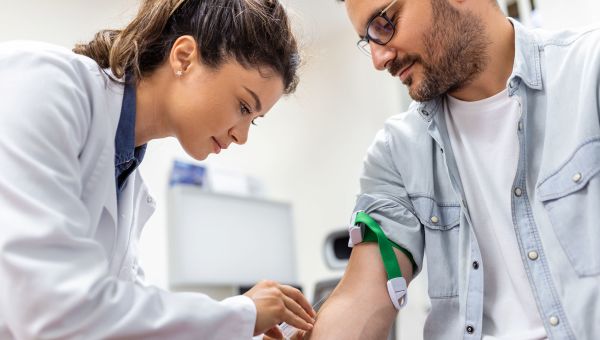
[354,127,424,276]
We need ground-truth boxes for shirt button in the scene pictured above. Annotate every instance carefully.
[146,196,154,204]
[514,187,523,197]
[472,261,479,270]
[528,251,539,261]
[466,325,475,334]
[518,121,523,131]
[527,250,538,261]
[572,173,582,183]
[430,216,440,224]
[549,316,559,326]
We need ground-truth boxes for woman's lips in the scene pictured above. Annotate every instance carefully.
[211,137,221,154]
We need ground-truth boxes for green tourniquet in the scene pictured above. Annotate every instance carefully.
[357,212,418,276]
[355,212,403,280]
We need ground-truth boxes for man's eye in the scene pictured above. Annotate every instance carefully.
[251,118,258,126]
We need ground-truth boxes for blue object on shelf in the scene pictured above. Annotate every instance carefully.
[169,160,206,187]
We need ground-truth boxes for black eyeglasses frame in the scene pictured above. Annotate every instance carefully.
[356,0,399,56]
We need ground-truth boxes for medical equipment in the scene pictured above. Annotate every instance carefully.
[322,229,352,270]
[169,160,206,187]
[348,211,407,310]
[167,187,297,292]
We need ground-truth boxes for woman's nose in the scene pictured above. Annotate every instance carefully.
[229,122,249,145]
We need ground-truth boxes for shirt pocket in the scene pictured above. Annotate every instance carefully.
[537,139,600,277]
[410,195,461,298]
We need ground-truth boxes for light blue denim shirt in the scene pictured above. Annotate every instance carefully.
[354,19,600,339]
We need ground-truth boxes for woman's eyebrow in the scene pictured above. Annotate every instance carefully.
[243,86,262,112]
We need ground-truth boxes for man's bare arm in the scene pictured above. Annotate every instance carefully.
[306,243,414,339]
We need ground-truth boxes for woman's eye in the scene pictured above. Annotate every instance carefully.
[240,102,258,125]
[240,102,251,115]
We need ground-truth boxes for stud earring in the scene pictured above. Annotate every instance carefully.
[175,70,183,77]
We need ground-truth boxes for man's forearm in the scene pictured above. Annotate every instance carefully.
[306,243,414,339]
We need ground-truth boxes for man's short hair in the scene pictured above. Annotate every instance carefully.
[336,0,499,5]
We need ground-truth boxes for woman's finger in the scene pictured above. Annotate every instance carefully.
[264,326,284,339]
[280,285,316,317]
[291,330,307,340]
[280,307,314,332]
[282,293,314,325]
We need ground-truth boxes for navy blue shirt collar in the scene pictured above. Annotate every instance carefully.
[115,76,147,193]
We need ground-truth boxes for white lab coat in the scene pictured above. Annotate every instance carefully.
[0,41,256,339]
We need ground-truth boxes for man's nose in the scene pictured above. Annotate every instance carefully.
[370,42,396,71]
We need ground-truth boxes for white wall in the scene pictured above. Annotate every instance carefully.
[0,0,138,46]
[535,0,600,29]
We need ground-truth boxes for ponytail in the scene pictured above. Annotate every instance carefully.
[74,0,300,94]
[73,0,185,80]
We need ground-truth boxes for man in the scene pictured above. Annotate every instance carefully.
[305,0,600,338]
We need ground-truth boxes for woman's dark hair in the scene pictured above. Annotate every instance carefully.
[73,0,300,94]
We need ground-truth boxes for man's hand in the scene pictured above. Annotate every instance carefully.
[244,280,316,338]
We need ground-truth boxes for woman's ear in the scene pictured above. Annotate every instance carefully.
[169,35,198,77]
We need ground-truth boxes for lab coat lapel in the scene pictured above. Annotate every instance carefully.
[78,127,118,231]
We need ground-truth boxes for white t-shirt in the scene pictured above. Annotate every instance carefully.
[445,89,547,339]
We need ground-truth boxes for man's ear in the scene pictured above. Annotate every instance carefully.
[168,35,198,77]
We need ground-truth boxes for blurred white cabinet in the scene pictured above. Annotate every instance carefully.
[167,186,298,294]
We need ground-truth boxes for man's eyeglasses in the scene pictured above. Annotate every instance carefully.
[357,0,399,56]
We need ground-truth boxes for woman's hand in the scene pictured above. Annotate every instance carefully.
[243,280,316,338]
[263,330,307,340]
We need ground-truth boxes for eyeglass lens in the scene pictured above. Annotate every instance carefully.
[368,16,395,44]
[357,40,371,55]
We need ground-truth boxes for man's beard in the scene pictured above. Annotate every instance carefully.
[390,0,490,102]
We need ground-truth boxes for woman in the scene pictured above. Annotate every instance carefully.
[0,0,315,338]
